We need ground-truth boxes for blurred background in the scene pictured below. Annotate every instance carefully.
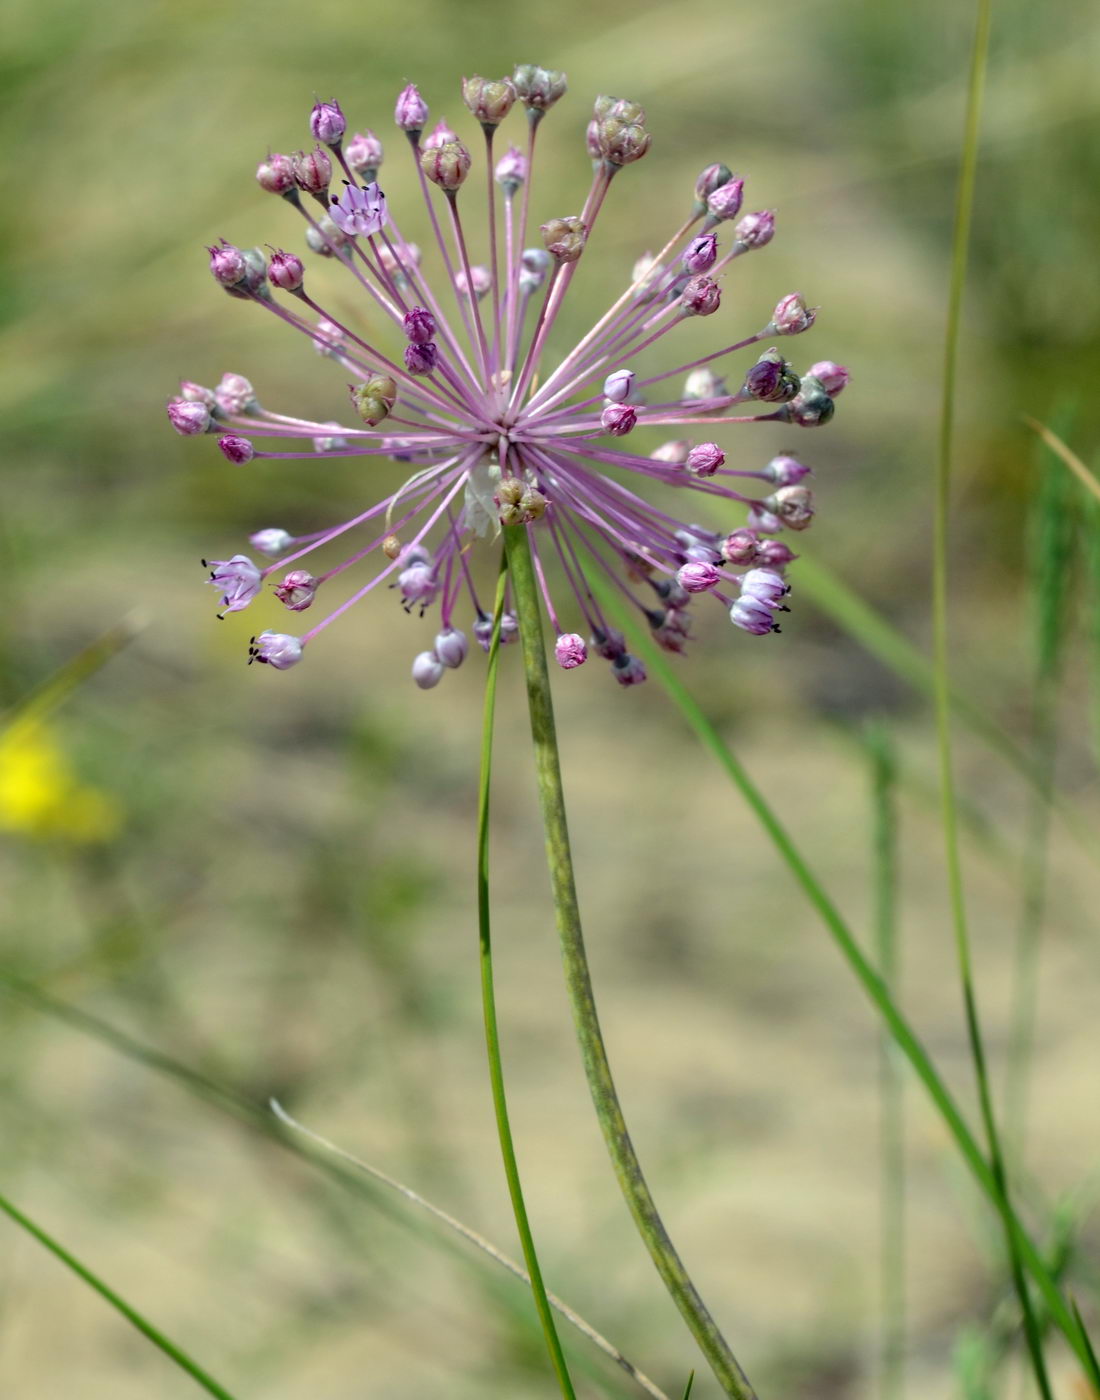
[3,0,1100,1396]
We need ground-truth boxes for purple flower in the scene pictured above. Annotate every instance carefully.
[329,181,387,237]
[176,79,843,685]
[206,554,262,616]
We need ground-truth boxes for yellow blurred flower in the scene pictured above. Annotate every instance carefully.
[0,720,121,843]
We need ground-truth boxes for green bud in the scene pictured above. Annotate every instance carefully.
[351,375,397,426]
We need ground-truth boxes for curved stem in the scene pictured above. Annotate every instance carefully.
[503,522,758,1400]
[477,555,578,1400]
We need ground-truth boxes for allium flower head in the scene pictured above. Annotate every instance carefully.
[175,71,845,687]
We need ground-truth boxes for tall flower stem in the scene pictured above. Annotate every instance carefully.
[504,521,759,1400]
[477,556,577,1400]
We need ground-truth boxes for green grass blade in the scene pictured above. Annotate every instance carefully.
[0,1191,239,1400]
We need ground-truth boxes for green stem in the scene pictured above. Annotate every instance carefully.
[504,522,758,1400]
[477,555,578,1400]
[0,1190,239,1400]
[932,3,1056,1396]
[868,725,905,1400]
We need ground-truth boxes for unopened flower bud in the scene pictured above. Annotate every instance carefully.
[256,153,297,197]
[312,422,348,453]
[686,442,725,477]
[603,369,635,403]
[744,348,799,403]
[420,140,471,191]
[541,215,587,264]
[740,568,790,608]
[495,145,528,195]
[434,627,469,669]
[346,129,384,178]
[421,118,458,152]
[312,318,345,355]
[267,249,305,292]
[683,233,718,274]
[585,119,602,163]
[651,439,690,465]
[601,404,636,437]
[249,631,304,669]
[218,434,254,465]
[734,210,775,250]
[215,373,257,416]
[179,380,216,407]
[206,554,262,615]
[721,528,762,565]
[305,218,347,256]
[293,147,332,197]
[764,454,811,485]
[746,503,783,534]
[310,99,346,147]
[456,265,492,300]
[274,569,318,611]
[694,162,733,209]
[555,633,587,669]
[208,240,246,287]
[706,179,745,222]
[612,653,648,686]
[676,561,720,593]
[631,250,661,302]
[807,361,850,396]
[593,95,646,124]
[519,247,551,293]
[591,627,627,661]
[395,84,428,135]
[513,65,567,117]
[462,75,517,128]
[730,596,779,635]
[765,485,815,529]
[681,275,721,316]
[757,539,798,568]
[250,528,293,557]
[597,118,651,167]
[411,651,444,688]
[167,398,211,435]
[351,375,397,426]
[684,368,728,402]
[771,292,816,336]
[783,376,835,428]
[404,341,438,375]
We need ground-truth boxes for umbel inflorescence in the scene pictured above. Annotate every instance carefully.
[170,68,848,687]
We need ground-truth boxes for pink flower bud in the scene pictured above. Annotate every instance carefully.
[651,440,690,465]
[267,249,305,292]
[292,147,332,196]
[611,653,648,685]
[403,341,438,375]
[206,554,262,615]
[256,153,296,196]
[601,403,636,437]
[403,307,436,343]
[676,562,720,593]
[215,373,257,416]
[771,292,816,335]
[217,434,254,465]
[694,162,733,208]
[412,652,445,689]
[179,380,216,408]
[746,504,783,534]
[310,99,346,147]
[394,84,428,133]
[683,233,718,273]
[591,627,627,660]
[757,539,798,568]
[603,369,635,403]
[249,632,304,669]
[250,528,293,557]
[274,569,318,611]
[420,140,471,191]
[743,348,800,403]
[167,398,211,435]
[764,454,811,485]
[494,145,528,194]
[684,368,728,402]
[555,633,588,669]
[734,210,775,249]
[422,118,458,152]
[685,442,725,477]
[807,361,850,396]
[456,266,491,300]
[681,275,721,316]
[721,529,762,565]
[706,178,745,221]
[434,627,469,669]
[346,130,384,177]
[207,240,246,287]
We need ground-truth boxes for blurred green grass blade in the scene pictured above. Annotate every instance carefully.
[1,617,142,728]
[680,1372,695,1400]
[0,1190,239,1400]
[589,579,1089,1373]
